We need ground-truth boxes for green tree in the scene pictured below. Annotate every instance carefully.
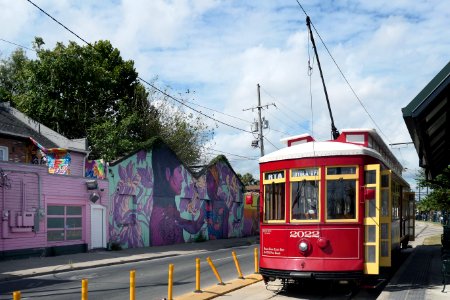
[0,38,213,164]
[416,167,450,212]
[0,49,30,103]
[237,172,259,186]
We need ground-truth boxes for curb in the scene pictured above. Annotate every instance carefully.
[176,274,263,300]
[0,252,190,282]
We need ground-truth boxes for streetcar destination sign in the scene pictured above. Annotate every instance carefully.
[264,171,284,180]
[292,168,319,177]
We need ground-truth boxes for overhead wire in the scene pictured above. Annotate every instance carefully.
[259,87,310,134]
[0,38,35,52]
[264,136,280,151]
[204,148,258,160]
[24,0,253,136]
[181,98,252,125]
[294,0,391,144]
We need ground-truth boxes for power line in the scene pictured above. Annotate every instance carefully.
[0,38,35,52]
[294,0,391,144]
[264,136,280,151]
[182,98,252,125]
[261,87,314,134]
[204,148,258,160]
[26,0,93,48]
[143,80,253,133]
[25,0,253,135]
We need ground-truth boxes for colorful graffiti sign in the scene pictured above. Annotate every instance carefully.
[85,159,106,179]
[47,150,71,175]
[108,142,256,249]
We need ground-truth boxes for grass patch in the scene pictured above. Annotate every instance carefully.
[423,234,442,246]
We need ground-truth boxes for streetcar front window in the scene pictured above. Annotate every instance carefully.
[264,182,285,221]
[291,180,319,220]
[326,179,356,219]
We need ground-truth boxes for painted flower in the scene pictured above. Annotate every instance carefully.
[137,167,153,189]
[136,150,147,165]
[117,161,141,195]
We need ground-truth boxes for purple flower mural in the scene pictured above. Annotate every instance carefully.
[108,141,256,249]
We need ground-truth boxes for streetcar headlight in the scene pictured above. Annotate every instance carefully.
[299,241,308,252]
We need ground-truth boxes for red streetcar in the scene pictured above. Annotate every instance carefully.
[258,128,415,286]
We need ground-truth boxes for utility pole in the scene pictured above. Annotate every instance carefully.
[243,83,275,157]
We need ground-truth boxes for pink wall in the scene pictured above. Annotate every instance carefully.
[0,159,109,253]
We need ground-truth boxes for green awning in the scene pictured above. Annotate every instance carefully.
[402,61,450,179]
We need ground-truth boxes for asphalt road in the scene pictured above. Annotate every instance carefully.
[214,221,440,300]
[0,244,257,300]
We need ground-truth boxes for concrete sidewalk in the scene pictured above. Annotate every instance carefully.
[377,221,448,300]
[0,235,259,283]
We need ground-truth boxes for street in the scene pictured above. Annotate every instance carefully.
[0,245,257,300]
[213,221,442,300]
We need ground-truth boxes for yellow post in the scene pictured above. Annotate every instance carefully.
[13,291,21,300]
[206,257,224,285]
[194,258,201,293]
[81,279,88,300]
[254,247,259,274]
[168,264,174,300]
[130,270,135,300]
[232,251,244,279]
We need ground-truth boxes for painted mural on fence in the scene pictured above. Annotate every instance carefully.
[85,159,106,179]
[108,141,253,249]
[243,193,259,236]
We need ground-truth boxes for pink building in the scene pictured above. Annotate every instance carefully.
[0,103,109,259]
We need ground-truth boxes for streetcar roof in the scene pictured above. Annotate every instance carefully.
[259,140,381,163]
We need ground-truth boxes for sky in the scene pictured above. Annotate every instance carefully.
[1,0,449,190]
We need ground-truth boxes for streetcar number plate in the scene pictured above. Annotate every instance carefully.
[289,230,320,238]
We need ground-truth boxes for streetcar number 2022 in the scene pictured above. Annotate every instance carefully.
[289,230,320,238]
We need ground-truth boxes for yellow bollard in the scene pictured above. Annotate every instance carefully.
[81,279,88,300]
[130,270,135,300]
[168,264,174,300]
[206,257,225,285]
[254,247,259,274]
[194,258,202,293]
[13,291,21,300]
[231,251,244,279]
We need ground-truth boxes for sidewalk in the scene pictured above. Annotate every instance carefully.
[0,235,259,283]
[377,221,448,300]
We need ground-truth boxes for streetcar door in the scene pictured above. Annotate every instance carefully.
[408,193,416,241]
[363,164,381,275]
[380,170,392,267]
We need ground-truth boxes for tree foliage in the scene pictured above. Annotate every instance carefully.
[415,167,450,212]
[0,38,213,164]
[237,172,259,186]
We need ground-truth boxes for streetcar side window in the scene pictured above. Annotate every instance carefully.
[326,179,356,219]
[326,166,358,221]
[263,171,286,222]
[264,182,285,221]
[291,168,320,221]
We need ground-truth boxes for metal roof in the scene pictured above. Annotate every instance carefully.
[0,103,58,148]
[402,61,450,179]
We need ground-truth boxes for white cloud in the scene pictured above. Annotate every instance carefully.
[1,0,449,188]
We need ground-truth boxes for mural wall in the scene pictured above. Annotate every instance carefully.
[108,142,257,248]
